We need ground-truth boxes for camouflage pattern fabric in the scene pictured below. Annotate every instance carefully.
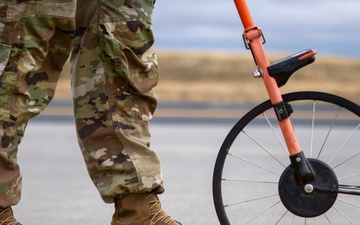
[0,0,163,207]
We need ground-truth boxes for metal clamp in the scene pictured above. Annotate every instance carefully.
[273,101,293,121]
[242,28,266,50]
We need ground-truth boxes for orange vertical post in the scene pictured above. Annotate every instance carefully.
[233,0,302,155]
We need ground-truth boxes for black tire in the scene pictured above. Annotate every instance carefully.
[213,91,360,224]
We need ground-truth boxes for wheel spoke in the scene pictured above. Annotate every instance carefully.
[274,210,289,224]
[310,101,316,158]
[317,106,341,159]
[224,193,278,208]
[332,152,360,170]
[262,112,288,156]
[328,123,360,165]
[242,130,286,168]
[323,213,333,224]
[291,214,295,224]
[314,217,319,225]
[337,198,360,208]
[333,206,357,224]
[242,201,282,224]
[338,172,360,181]
[228,152,281,176]
[222,178,277,184]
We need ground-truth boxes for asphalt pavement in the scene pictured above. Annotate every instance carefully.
[13,118,232,225]
[11,101,360,224]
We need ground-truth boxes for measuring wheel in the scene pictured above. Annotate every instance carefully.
[213,92,360,224]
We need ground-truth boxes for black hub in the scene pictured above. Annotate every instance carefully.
[278,158,338,218]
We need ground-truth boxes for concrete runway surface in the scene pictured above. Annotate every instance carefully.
[13,119,232,225]
[12,111,360,224]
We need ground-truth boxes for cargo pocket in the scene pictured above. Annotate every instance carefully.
[100,19,159,94]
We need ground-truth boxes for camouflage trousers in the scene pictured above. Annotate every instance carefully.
[0,0,163,207]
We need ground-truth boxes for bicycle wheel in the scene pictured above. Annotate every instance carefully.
[213,91,360,225]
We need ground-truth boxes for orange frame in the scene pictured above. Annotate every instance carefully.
[234,0,302,156]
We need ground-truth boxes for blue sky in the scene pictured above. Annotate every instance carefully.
[152,0,360,58]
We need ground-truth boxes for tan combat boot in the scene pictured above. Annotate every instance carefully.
[0,207,22,225]
[111,193,181,225]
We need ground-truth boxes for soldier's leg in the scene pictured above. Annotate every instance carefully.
[0,0,76,208]
[72,0,163,202]
[72,1,181,224]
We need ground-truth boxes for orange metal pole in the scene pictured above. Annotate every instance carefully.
[234,0,256,31]
[234,0,302,155]
[250,39,302,155]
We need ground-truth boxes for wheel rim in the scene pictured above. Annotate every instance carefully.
[213,92,360,224]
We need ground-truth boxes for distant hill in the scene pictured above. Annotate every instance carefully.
[56,51,360,104]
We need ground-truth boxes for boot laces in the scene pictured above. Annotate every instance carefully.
[0,208,22,225]
[147,193,178,225]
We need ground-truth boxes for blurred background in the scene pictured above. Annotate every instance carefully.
[56,0,360,104]
[150,0,360,104]
[153,0,360,58]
